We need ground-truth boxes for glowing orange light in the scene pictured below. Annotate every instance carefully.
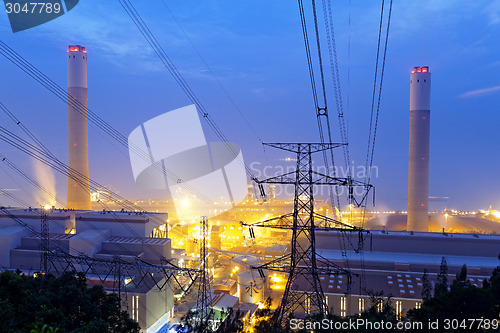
[421,66,428,73]
[416,67,421,73]
[68,46,86,53]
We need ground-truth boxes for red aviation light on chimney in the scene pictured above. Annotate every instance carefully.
[412,67,421,73]
[421,66,429,73]
[68,45,86,53]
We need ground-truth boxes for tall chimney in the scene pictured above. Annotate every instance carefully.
[407,66,430,232]
[67,45,90,210]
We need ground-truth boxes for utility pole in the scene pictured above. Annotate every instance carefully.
[195,216,212,324]
[246,143,370,328]
[40,207,49,273]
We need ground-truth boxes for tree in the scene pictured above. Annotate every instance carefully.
[453,264,469,288]
[363,291,397,327]
[490,266,500,316]
[407,263,500,332]
[434,256,448,297]
[253,297,274,333]
[30,323,59,333]
[214,307,243,333]
[180,306,244,333]
[0,270,139,333]
[421,269,432,301]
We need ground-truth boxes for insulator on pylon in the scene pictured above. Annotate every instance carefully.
[258,268,265,279]
[258,183,266,201]
[249,227,255,239]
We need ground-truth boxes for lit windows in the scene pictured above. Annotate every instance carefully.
[377,299,383,313]
[396,300,403,320]
[340,296,347,317]
[132,295,139,322]
[358,298,365,315]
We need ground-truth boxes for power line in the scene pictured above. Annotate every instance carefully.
[322,0,351,172]
[0,154,63,207]
[364,0,393,187]
[367,0,393,185]
[361,0,393,228]
[0,82,198,254]
[159,0,264,146]
[0,114,201,266]
[118,0,257,181]
[297,0,343,216]
[0,132,190,274]
[0,41,215,203]
[0,125,170,240]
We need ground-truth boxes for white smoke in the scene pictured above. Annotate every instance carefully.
[32,158,57,207]
[378,213,389,227]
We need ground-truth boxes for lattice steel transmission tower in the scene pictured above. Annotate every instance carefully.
[246,143,370,328]
[195,216,212,322]
[40,208,49,273]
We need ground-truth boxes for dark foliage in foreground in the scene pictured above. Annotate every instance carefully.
[0,270,139,333]
[253,263,500,332]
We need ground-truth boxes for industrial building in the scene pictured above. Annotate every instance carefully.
[313,230,500,318]
[0,208,172,333]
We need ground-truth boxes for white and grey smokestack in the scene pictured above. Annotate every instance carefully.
[67,45,90,210]
[407,66,430,232]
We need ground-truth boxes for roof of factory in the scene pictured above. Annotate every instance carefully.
[317,248,499,269]
[364,214,500,234]
[319,228,500,240]
[265,244,287,252]
[210,292,239,311]
[27,233,75,240]
[320,269,487,300]
[80,209,162,216]
[76,210,165,224]
[107,236,170,245]
[213,279,236,289]
[0,208,73,220]
[20,232,170,245]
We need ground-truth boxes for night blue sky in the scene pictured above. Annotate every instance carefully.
[0,0,499,211]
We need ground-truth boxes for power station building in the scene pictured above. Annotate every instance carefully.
[314,230,500,318]
[0,208,173,333]
[407,66,431,232]
[67,45,91,210]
